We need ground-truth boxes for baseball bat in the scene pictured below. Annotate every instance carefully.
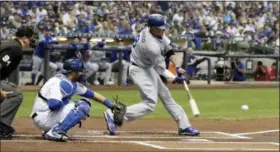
[183,80,200,117]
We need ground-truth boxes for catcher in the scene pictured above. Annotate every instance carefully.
[30,58,126,141]
[1,26,38,139]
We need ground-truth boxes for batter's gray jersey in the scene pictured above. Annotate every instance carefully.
[130,27,171,74]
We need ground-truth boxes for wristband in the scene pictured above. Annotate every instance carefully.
[104,99,113,109]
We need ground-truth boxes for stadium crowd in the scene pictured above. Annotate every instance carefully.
[1,1,279,49]
[0,1,279,85]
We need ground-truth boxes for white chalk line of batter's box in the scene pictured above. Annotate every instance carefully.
[270,142,280,146]
[162,147,279,151]
[129,141,167,149]
[14,134,244,139]
[233,129,279,136]
[215,132,251,139]
[80,130,218,135]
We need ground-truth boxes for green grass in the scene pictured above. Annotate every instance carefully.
[19,88,279,120]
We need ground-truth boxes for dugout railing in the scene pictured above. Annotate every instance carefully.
[8,34,279,86]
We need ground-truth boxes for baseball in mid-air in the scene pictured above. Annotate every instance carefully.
[241,105,249,111]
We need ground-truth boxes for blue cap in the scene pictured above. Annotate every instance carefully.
[44,26,51,31]
[147,14,169,29]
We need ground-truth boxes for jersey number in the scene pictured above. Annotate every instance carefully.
[2,55,11,66]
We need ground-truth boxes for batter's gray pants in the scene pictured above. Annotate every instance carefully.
[125,65,191,130]
[0,80,23,126]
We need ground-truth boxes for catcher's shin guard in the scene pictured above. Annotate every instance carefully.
[45,99,91,141]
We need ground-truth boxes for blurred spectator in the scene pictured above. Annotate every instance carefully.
[253,61,269,81]
[89,40,113,85]
[79,37,99,85]
[2,1,279,50]
[231,58,245,81]
[110,38,130,85]
[268,62,277,81]
[185,48,197,84]
[0,24,10,40]
[8,13,22,28]
[172,10,184,26]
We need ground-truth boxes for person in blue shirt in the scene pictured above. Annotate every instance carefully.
[62,36,82,62]
[186,48,197,84]
[231,58,245,81]
[110,38,130,85]
[25,26,58,85]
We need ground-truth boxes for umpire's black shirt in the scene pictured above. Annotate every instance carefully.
[0,39,23,80]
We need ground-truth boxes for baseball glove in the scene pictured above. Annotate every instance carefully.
[111,96,127,127]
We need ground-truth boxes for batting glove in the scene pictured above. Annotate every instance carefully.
[176,67,186,74]
[174,76,185,83]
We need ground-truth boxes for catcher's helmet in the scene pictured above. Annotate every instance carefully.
[63,58,86,73]
[147,14,169,29]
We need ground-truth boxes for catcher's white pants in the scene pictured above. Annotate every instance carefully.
[32,99,75,131]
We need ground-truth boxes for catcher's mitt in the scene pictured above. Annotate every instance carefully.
[111,96,127,127]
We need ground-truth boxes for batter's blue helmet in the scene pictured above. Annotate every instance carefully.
[63,58,86,73]
[147,14,169,29]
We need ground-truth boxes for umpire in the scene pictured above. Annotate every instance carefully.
[0,26,38,139]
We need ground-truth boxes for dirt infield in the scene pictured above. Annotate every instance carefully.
[1,118,279,152]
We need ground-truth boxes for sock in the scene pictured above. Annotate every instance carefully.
[31,73,36,85]
[36,75,44,85]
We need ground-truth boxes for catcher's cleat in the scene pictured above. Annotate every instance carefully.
[104,110,116,135]
[178,127,200,136]
[44,124,68,142]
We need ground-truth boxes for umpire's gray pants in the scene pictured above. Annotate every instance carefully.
[0,80,23,126]
[124,65,191,130]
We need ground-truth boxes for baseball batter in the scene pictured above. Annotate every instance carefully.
[104,14,199,136]
[31,58,125,141]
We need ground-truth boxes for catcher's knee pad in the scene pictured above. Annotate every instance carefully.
[56,99,91,133]
[75,98,91,118]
